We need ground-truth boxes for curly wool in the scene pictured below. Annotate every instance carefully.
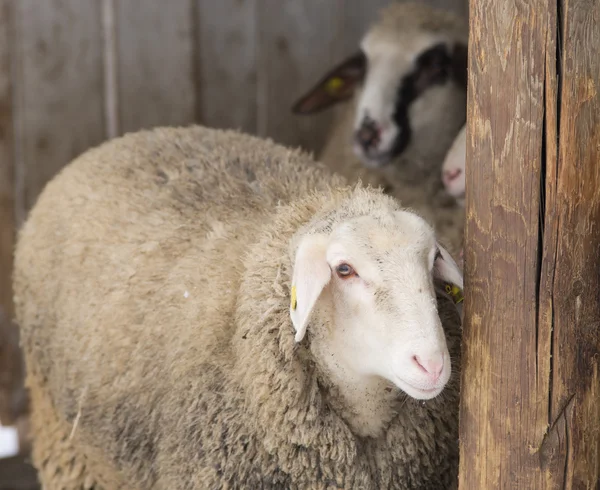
[14,125,461,489]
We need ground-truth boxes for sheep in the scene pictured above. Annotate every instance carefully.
[440,124,466,269]
[13,125,465,490]
[292,1,468,256]
[441,124,466,208]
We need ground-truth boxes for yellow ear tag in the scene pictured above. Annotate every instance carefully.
[445,283,464,304]
[291,285,297,310]
[326,77,344,95]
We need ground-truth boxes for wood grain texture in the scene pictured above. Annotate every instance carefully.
[0,0,20,425]
[195,0,257,134]
[460,0,600,487]
[12,0,106,213]
[115,0,196,134]
[460,0,548,486]
[544,0,600,486]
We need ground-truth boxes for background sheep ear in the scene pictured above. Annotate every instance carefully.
[434,243,463,291]
[290,235,331,342]
[291,51,366,114]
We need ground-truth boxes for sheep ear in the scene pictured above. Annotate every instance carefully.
[290,235,331,342]
[434,243,463,291]
[291,51,366,114]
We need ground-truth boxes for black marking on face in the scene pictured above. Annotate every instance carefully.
[390,42,465,160]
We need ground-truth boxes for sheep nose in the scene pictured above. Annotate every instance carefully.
[412,354,444,382]
[443,168,462,185]
[355,119,381,151]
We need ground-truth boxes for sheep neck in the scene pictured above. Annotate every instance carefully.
[310,325,401,439]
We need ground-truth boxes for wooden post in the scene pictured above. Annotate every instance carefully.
[459,0,600,488]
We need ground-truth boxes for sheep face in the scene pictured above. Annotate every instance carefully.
[291,29,467,170]
[353,31,467,169]
[290,209,463,400]
[441,125,466,206]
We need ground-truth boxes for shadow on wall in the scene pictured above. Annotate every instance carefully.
[0,420,39,490]
[0,454,40,490]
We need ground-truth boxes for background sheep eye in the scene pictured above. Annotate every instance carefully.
[336,263,356,278]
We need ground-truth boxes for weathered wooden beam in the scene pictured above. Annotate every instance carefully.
[459,0,600,487]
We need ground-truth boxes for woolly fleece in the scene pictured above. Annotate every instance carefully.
[14,126,462,489]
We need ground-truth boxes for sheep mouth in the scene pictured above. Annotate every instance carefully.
[353,146,395,169]
[393,377,444,400]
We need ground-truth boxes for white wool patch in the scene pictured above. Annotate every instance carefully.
[0,423,19,459]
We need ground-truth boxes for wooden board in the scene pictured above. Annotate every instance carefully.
[537,0,600,486]
[12,0,106,213]
[257,0,344,155]
[195,0,257,134]
[458,0,600,487]
[336,0,389,59]
[459,0,547,486]
[0,0,18,426]
[115,0,196,134]
[428,0,469,19]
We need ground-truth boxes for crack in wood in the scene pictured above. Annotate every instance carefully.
[536,43,547,381]
[538,392,575,474]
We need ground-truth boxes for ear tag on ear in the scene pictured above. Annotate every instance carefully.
[326,77,344,95]
[445,283,464,304]
[291,285,297,310]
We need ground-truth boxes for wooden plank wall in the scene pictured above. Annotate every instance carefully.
[0,0,467,427]
[0,0,19,426]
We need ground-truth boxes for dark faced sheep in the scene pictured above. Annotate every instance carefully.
[292,1,468,257]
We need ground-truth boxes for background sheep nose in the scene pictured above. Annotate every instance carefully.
[413,354,444,381]
[355,119,381,150]
[443,168,462,185]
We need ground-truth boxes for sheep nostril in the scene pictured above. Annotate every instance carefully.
[355,119,381,151]
[413,355,444,381]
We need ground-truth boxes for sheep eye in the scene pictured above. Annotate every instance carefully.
[434,248,442,261]
[336,263,356,278]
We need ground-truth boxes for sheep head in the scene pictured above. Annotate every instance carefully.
[291,2,468,171]
[289,196,463,400]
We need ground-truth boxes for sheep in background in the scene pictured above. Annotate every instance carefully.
[441,124,466,269]
[441,124,466,208]
[292,1,468,256]
[14,125,465,489]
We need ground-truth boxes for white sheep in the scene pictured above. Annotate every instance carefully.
[441,124,466,207]
[292,1,468,255]
[14,125,464,489]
